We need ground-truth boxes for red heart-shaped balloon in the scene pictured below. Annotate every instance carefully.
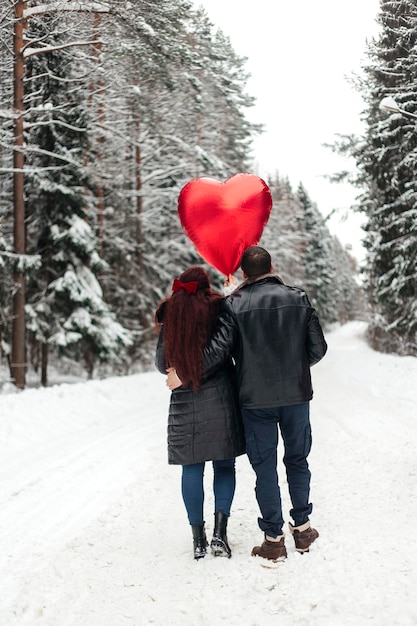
[178,173,272,276]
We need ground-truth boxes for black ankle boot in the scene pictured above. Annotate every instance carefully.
[210,508,232,558]
[191,524,208,560]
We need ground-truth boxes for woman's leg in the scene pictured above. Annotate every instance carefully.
[212,458,236,515]
[181,462,205,525]
[211,459,236,557]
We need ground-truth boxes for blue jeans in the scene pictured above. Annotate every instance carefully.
[242,403,313,537]
[181,459,236,526]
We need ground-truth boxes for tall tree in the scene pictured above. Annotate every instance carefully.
[331,235,367,324]
[3,0,112,386]
[333,0,417,354]
[0,5,15,378]
[0,0,267,383]
[23,14,132,383]
[262,173,306,286]
[297,184,338,326]
[94,4,262,362]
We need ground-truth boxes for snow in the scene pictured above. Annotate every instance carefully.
[1,321,416,625]
[23,4,111,20]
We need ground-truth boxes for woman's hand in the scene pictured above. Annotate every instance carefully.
[223,274,238,296]
[166,367,183,390]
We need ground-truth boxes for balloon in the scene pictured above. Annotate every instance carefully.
[178,173,272,276]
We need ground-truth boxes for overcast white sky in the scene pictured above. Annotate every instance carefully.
[194,0,382,259]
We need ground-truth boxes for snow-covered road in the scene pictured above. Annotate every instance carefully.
[1,321,416,625]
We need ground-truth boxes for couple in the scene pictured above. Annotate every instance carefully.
[155,246,327,562]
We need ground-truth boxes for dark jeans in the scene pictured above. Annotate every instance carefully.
[181,459,236,526]
[242,403,313,537]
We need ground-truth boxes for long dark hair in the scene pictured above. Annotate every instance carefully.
[155,267,222,390]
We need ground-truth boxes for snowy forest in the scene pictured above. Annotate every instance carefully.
[333,0,417,358]
[0,0,415,390]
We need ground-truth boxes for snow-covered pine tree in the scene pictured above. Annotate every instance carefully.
[332,235,367,324]
[262,176,363,326]
[23,15,132,383]
[0,0,276,380]
[335,0,417,354]
[195,16,261,176]
[81,0,202,365]
[296,184,338,326]
[261,173,306,287]
[93,3,263,363]
[0,15,14,376]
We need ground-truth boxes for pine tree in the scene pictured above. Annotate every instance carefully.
[332,236,367,324]
[95,4,263,363]
[0,0,269,382]
[334,0,417,354]
[0,1,18,380]
[84,0,202,364]
[261,173,306,286]
[24,16,132,383]
[297,184,338,326]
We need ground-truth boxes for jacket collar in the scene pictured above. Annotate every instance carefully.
[237,272,285,290]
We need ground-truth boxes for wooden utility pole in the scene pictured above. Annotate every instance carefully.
[11,0,27,389]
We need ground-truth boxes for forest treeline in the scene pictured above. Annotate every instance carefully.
[331,0,417,358]
[4,0,411,389]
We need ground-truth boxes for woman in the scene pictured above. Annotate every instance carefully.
[155,266,245,560]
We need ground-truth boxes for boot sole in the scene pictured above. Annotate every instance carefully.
[210,540,231,558]
[259,560,286,569]
[252,553,287,562]
[212,549,230,557]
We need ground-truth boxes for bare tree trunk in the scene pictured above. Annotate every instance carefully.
[135,115,143,272]
[41,343,48,387]
[84,346,95,380]
[9,3,111,388]
[11,0,27,389]
[93,13,105,257]
[134,114,149,336]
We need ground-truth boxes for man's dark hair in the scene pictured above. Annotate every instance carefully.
[240,246,271,277]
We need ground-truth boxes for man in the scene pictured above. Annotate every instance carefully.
[168,246,327,561]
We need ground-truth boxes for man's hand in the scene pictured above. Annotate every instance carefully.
[166,367,183,390]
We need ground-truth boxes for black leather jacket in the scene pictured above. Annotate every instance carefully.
[204,274,327,409]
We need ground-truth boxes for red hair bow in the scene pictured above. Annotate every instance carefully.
[172,278,198,294]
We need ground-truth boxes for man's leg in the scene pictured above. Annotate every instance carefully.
[241,407,284,537]
[279,402,313,526]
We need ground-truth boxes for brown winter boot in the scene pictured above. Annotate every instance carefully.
[251,534,287,561]
[289,521,319,553]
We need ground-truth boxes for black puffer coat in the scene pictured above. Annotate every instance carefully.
[155,320,245,466]
[204,274,328,409]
